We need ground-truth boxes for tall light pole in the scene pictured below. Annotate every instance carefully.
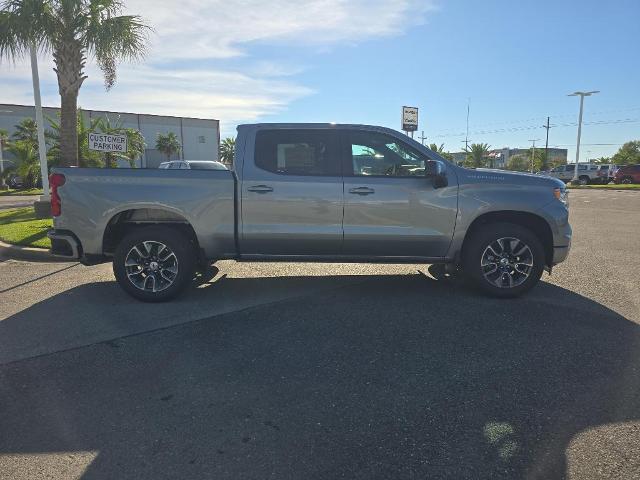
[568,90,599,184]
[30,45,50,202]
[528,139,541,173]
[464,98,470,152]
[542,116,552,171]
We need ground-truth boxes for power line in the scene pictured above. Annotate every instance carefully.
[430,118,639,138]
[431,106,640,135]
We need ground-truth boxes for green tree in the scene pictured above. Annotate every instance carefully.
[505,154,530,172]
[11,118,38,146]
[123,128,146,168]
[464,143,491,168]
[0,0,150,167]
[612,141,640,165]
[428,143,453,161]
[0,128,9,187]
[8,140,40,187]
[156,132,181,161]
[47,109,102,167]
[219,137,235,165]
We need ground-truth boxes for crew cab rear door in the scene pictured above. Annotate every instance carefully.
[341,129,458,258]
[239,127,343,255]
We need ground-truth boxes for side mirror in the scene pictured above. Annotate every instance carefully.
[426,160,448,188]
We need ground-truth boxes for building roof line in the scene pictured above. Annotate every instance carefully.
[0,103,219,123]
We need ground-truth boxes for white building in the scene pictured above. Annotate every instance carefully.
[0,103,220,168]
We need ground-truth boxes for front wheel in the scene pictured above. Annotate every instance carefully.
[462,223,545,298]
[113,226,196,302]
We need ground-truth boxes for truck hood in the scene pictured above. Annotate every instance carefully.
[459,167,566,189]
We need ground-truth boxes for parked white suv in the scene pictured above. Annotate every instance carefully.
[547,163,600,184]
[159,160,228,170]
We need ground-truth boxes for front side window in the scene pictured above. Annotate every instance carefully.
[255,129,339,176]
[349,131,426,177]
[566,164,575,172]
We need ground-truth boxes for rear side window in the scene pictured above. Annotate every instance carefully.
[255,129,340,176]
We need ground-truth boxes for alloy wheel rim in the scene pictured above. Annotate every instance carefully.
[125,241,179,292]
[481,237,533,289]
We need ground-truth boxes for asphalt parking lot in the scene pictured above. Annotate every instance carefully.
[0,189,639,479]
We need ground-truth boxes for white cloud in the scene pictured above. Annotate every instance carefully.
[0,0,436,133]
[126,0,435,59]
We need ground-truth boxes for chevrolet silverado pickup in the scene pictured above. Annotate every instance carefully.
[48,123,572,301]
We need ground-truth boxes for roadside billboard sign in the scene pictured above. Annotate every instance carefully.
[88,133,127,153]
[402,106,418,132]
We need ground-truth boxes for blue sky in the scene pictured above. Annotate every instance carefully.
[1,0,638,159]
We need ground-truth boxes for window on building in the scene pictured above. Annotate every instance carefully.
[198,135,206,144]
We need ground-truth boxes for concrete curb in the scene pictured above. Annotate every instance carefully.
[0,240,73,262]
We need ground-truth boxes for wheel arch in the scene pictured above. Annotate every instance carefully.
[461,210,554,266]
[102,208,200,257]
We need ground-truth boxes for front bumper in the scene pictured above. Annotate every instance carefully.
[47,229,81,259]
[552,223,572,265]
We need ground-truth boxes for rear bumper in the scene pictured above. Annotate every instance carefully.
[47,229,81,259]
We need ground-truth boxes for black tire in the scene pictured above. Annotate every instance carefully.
[622,177,633,184]
[113,226,196,302]
[579,175,590,185]
[462,222,545,298]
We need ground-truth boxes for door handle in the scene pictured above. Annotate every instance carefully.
[349,187,375,195]
[247,185,274,193]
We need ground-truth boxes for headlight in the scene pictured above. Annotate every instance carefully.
[554,188,569,206]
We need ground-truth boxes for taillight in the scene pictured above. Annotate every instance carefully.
[49,173,66,217]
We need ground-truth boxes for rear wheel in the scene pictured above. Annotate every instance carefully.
[622,176,633,184]
[113,226,196,302]
[578,175,590,185]
[462,223,545,298]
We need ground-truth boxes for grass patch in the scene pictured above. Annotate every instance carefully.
[0,188,44,196]
[0,207,51,249]
[567,183,640,190]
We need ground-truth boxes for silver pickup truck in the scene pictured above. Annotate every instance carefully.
[48,123,571,301]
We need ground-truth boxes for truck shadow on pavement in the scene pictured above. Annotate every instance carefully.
[0,272,639,479]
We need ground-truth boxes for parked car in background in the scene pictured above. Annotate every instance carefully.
[596,164,616,184]
[48,123,572,302]
[613,164,640,184]
[159,160,228,170]
[547,163,600,184]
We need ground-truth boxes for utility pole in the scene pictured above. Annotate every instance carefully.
[542,116,551,171]
[464,98,470,152]
[568,90,599,184]
[418,131,427,145]
[528,138,541,173]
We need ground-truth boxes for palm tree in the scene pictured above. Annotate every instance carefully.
[156,132,181,161]
[11,118,38,145]
[0,0,150,167]
[428,142,453,161]
[47,109,102,167]
[464,143,491,168]
[219,137,235,165]
[8,140,40,188]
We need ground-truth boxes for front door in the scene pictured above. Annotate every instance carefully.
[240,128,343,255]
[342,130,458,258]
